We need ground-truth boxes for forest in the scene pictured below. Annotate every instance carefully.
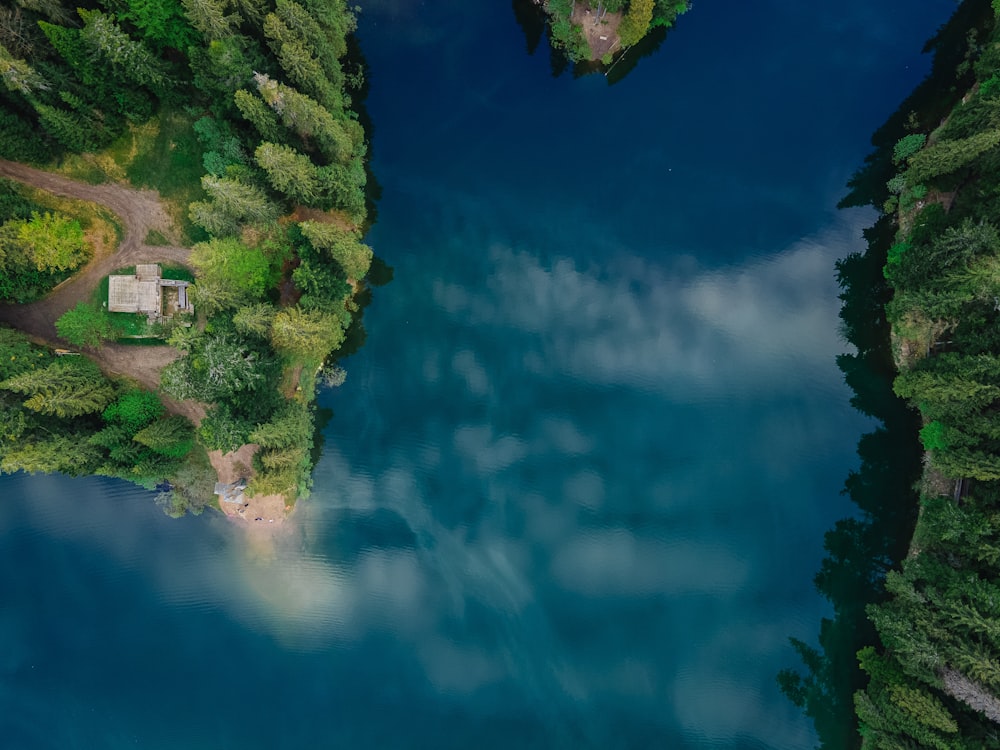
[0,0,376,515]
[782,0,1000,747]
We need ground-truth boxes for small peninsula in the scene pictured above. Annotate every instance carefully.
[0,0,377,521]
[530,0,690,67]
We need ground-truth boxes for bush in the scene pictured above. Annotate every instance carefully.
[56,302,115,347]
[893,134,927,164]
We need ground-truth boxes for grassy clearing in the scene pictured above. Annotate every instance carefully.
[56,111,206,243]
[110,312,158,337]
[145,228,170,245]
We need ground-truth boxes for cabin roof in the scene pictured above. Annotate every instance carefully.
[108,275,160,314]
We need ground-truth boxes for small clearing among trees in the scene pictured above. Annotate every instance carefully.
[571,4,623,60]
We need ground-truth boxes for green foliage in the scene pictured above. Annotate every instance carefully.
[190,236,274,313]
[8,211,88,272]
[920,420,949,451]
[886,174,908,195]
[299,220,372,279]
[78,9,170,91]
[0,45,47,97]
[199,402,252,452]
[1,356,114,417]
[234,88,285,142]
[292,257,350,310]
[1,432,102,475]
[270,306,347,361]
[893,133,928,164]
[253,72,354,163]
[156,441,216,516]
[103,389,165,433]
[249,401,312,449]
[232,302,277,338]
[255,141,321,204]
[980,74,1000,98]
[0,0,368,509]
[113,0,199,51]
[188,175,280,236]
[180,0,237,41]
[263,11,340,110]
[56,302,115,347]
[274,0,346,85]
[619,0,655,48]
[0,326,52,380]
[134,415,194,458]
[162,331,266,401]
[543,0,590,62]
[907,127,1000,185]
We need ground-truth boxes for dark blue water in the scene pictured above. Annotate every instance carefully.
[0,2,954,748]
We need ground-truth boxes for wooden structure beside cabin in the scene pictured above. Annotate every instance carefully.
[107,264,193,320]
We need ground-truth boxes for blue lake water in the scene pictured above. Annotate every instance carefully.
[0,2,956,748]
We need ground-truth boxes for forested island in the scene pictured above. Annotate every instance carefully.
[0,0,377,519]
[781,0,1000,746]
[512,0,689,77]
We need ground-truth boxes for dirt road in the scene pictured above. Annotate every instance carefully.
[0,160,203,421]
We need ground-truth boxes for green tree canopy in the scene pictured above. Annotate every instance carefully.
[56,302,115,347]
[189,236,274,312]
[0,356,114,417]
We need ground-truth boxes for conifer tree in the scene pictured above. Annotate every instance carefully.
[253,72,352,163]
[255,141,321,204]
[180,0,236,41]
[299,220,372,279]
[1,357,114,418]
[270,306,346,360]
[133,415,195,458]
[263,12,339,110]
[78,9,170,91]
[234,88,285,142]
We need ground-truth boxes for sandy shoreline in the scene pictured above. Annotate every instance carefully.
[209,445,291,530]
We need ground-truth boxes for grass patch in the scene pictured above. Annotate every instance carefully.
[54,111,206,244]
[145,228,170,246]
[161,264,195,282]
[54,155,119,185]
[109,311,156,337]
[122,111,205,243]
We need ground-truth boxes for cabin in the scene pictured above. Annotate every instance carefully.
[107,264,193,320]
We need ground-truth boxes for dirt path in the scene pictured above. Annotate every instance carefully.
[0,160,201,421]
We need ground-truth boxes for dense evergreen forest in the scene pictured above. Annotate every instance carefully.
[783,0,1000,746]
[520,0,689,70]
[0,0,376,515]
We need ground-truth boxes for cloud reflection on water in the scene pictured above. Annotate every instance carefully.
[5,212,868,749]
[432,215,862,397]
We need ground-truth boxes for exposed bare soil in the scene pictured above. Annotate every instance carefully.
[571,3,623,60]
[209,445,290,528]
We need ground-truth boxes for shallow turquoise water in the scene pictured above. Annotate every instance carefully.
[0,2,955,748]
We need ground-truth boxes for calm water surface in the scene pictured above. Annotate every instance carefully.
[0,2,954,748]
